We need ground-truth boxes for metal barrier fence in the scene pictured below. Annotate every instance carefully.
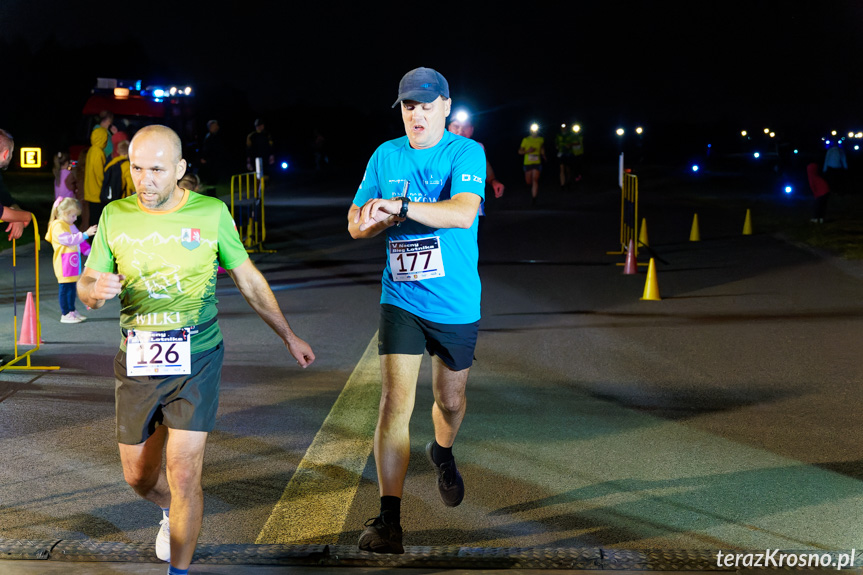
[229,172,275,254]
[1,215,59,372]
[608,173,640,259]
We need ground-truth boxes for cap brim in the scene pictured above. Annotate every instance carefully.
[391,90,442,108]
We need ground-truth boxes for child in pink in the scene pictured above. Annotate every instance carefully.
[53,152,76,201]
[45,198,96,323]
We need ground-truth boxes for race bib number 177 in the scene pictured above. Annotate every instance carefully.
[388,236,445,282]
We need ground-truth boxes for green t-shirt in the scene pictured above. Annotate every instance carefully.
[85,190,249,352]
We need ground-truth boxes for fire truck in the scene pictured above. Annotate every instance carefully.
[70,78,198,161]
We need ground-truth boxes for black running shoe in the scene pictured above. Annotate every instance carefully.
[425,441,465,507]
[358,514,404,554]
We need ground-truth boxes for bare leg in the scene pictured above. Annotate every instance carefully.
[375,354,422,497]
[430,356,470,448]
[530,169,540,199]
[164,429,208,570]
[118,424,171,508]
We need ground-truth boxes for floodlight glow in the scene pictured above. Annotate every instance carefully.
[455,110,469,123]
[784,185,793,194]
[636,126,643,134]
[850,132,855,138]
[793,149,799,154]
[184,86,192,95]
[856,145,861,151]
[169,86,177,96]
[769,132,775,138]
[753,152,760,158]
[530,123,539,133]
[691,164,699,172]
[561,123,566,129]
[572,124,581,133]
[616,128,624,136]
[857,132,863,138]
[763,128,769,134]
[826,140,831,145]
[153,89,165,98]
[281,162,289,170]
[831,130,837,136]
[741,130,748,137]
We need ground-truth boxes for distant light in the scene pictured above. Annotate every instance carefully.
[169,86,178,96]
[635,126,643,135]
[616,128,625,136]
[707,143,712,148]
[826,140,831,146]
[850,132,856,138]
[184,86,192,95]
[831,130,837,136]
[572,124,581,133]
[281,162,289,170]
[153,89,165,98]
[561,123,566,129]
[691,164,699,172]
[741,130,748,137]
[784,185,793,194]
[793,149,799,154]
[530,123,539,133]
[856,145,860,151]
[753,152,760,159]
[763,128,770,134]
[113,87,130,97]
[857,132,863,138]
[769,132,776,138]
[455,110,469,123]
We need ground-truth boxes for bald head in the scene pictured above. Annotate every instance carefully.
[131,125,183,163]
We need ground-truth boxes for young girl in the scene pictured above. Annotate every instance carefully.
[45,198,96,323]
[53,152,76,201]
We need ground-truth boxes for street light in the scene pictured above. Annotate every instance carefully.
[635,127,643,135]
[741,130,748,137]
[616,128,625,136]
[572,124,581,133]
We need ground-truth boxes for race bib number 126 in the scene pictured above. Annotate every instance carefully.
[127,328,192,376]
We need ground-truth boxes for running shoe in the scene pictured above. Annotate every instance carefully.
[358,514,404,554]
[71,310,87,321]
[155,514,170,561]
[425,441,465,507]
[60,312,82,324]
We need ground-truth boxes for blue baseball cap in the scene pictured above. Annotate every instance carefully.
[392,67,450,108]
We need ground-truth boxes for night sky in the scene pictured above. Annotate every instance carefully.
[1,1,862,168]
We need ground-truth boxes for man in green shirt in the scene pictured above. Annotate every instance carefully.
[78,125,315,574]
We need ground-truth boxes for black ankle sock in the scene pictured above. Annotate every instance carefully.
[380,496,401,525]
[431,441,454,464]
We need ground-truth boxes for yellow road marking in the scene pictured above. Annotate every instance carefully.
[256,332,380,544]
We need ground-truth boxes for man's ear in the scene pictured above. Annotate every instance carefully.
[176,158,187,180]
[444,98,452,117]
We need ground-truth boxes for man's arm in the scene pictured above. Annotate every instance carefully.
[354,192,481,232]
[226,259,315,367]
[1,206,31,224]
[77,266,124,309]
[347,203,403,239]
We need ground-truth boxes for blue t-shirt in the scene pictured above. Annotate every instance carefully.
[353,131,486,324]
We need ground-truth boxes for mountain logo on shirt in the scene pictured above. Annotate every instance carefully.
[181,228,201,250]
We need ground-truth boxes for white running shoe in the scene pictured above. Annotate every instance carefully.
[71,310,87,321]
[60,312,83,324]
[155,514,170,562]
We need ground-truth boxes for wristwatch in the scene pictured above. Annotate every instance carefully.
[395,196,409,226]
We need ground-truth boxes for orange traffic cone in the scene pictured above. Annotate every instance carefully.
[689,213,701,242]
[623,239,638,274]
[641,258,661,301]
[18,291,40,346]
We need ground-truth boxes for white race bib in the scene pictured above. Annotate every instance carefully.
[126,328,192,376]
[388,236,445,282]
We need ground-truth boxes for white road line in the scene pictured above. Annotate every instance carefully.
[256,332,380,544]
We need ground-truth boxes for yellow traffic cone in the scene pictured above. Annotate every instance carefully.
[742,209,753,235]
[689,213,700,242]
[641,258,661,301]
[639,218,649,247]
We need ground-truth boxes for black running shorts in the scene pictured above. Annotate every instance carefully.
[378,304,478,371]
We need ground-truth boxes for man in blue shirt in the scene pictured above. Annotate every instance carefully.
[348,67,486,554]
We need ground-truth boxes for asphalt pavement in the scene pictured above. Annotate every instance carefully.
[2,164,863,573]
